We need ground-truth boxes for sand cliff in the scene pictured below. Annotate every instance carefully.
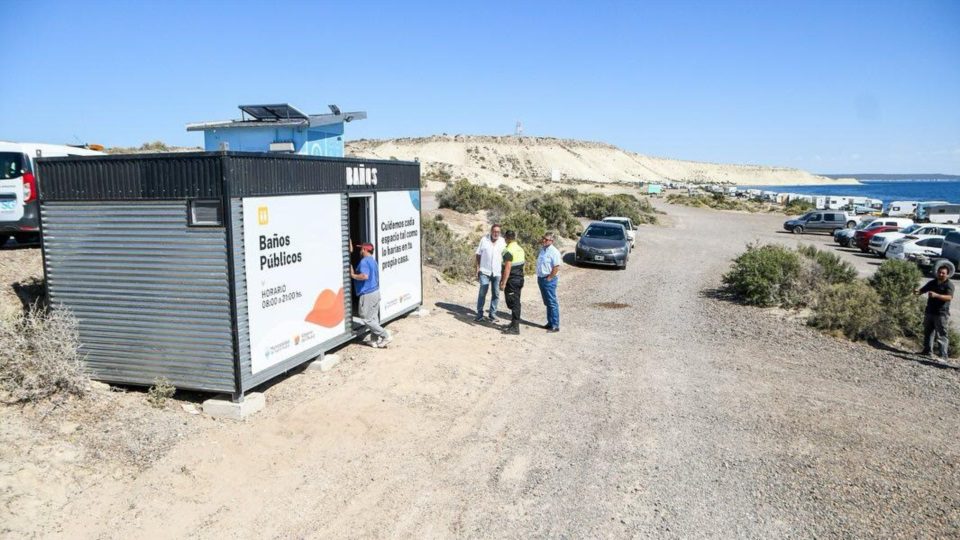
[347,135,858,188]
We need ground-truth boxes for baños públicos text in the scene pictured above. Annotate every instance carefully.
[259,234,303,270]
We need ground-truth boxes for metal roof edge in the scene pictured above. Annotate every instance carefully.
[37,150,419,167]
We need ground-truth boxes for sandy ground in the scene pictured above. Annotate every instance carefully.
[2,203,959,538]
[348,136,858,188]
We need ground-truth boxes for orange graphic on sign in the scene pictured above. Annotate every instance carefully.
[304,287,345,328]
[257,206,269,225]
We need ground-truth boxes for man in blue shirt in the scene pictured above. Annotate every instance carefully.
[349,242,392,348]
[536,231,562,332]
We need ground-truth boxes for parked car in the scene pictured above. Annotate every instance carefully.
[922,230,960,277]
[886,236,943,262]
[783,211,858,234]
[834,217,877,246]
[0,141,103,246]
[854,224,904,252]
[868,224,959,257]
[575,222,630,269]
[602,216,635,247]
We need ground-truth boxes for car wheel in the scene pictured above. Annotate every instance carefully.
[0,234,9,247]
[934,260,956,279]
[792,225,803,234]
[846,221,856,229]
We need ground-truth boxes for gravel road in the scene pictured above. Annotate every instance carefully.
[12,203,960,538]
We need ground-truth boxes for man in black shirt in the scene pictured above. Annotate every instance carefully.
[915,265,954,359]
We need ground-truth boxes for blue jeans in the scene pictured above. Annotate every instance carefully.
[537,276,559,329]
[476,272,500,318]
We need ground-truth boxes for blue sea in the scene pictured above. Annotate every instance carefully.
[744,180,960,206]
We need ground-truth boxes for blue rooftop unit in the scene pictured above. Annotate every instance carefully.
[186,103,366,158]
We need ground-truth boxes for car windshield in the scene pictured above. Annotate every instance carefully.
[900,224,921,234]
[855,220,874,230]
[0,152,24,180]
[605,219,630,229]
[584,226,625,240]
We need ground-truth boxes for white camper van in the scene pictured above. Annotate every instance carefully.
[0,142,103,245]
[915,201,951,222]
[925,204,960,224]
[886,200,919,217]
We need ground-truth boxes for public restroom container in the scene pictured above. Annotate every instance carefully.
[37,151,421,398]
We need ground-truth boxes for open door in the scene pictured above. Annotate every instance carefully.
[347,194,374,316]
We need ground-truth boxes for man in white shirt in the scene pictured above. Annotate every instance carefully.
[474,224,505,322]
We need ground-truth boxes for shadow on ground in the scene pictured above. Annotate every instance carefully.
[867,339,959,371]
[434,301,539,329]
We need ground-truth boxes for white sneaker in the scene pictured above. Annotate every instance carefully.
[377,332,393,348]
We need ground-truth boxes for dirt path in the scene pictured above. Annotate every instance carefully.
[11,203,960,538]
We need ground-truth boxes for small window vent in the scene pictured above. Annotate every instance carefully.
[189,200,223,227]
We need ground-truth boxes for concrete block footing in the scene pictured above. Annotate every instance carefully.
[202,392,265,420]
[308,354,340,372]
[413,308,430,317]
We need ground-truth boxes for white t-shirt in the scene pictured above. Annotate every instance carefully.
[475,234,506,277]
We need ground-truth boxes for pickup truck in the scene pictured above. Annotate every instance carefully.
[917,230,960,277]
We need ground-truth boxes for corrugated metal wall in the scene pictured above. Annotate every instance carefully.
[233,195,355,392]
[39,154,223,201]
[42,201,236,392]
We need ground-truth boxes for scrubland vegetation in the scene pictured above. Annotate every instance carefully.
[723,243,958,356]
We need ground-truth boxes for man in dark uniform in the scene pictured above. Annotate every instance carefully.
[915,265,954,359]
[499,230,525,335]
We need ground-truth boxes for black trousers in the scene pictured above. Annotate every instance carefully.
[504,274,524,326]
[922,312,949,358]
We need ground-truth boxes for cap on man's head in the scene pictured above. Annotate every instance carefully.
[361,242,375,252]
[504,230,517,240]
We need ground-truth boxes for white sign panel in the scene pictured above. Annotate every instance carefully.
[376,190,423,320]
[243,194,345,374]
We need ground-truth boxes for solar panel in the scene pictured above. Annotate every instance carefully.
[238,104,309,121]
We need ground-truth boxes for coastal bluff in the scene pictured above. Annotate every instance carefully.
[347,135,858,188]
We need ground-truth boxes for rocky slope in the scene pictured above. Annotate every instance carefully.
[347,135,857,188]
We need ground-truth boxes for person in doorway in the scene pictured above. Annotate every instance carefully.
[349,242,392,348]
[915,265,954,359]
[474,224,506,322]
[536,231,561,332]
[499,230,525,335]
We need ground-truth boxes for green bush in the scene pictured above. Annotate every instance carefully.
[437,179,511,214]
[722,244,804,307]
[796,245,858,285]
[868,260,924,340]
[421,217,475,280]
[808,281,882,340]
[502,211,546,274]
[571,193,658,225]
[785,199,815,213]
[949,328,960,359]
[523,194,580,237]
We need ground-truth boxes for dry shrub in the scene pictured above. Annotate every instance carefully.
[147,377,176,408]
[868,260,925,340]
[722,244,804,307]
[796,244,858,285]
[422,217,475,280]
[0,306,89,403]
[808,281,882,340]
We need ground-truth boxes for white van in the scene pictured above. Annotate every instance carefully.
[0,142,103,245]
[885,200,919,217]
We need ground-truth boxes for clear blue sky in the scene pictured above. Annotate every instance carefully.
[2,0,958,174]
